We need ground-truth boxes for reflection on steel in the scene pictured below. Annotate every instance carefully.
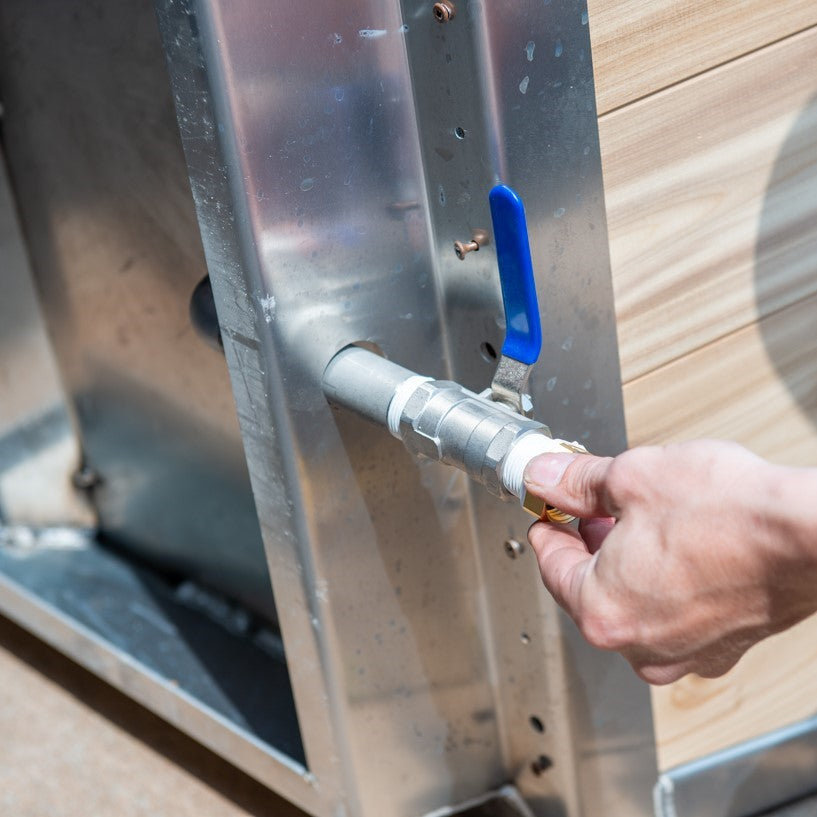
[655,715,817,817]
[0,1,275,622]
[154,0,657,813]
[0,150,94,529]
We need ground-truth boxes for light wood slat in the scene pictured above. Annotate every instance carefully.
[599,27,817,384]
[622,295,817,768]
[652,613,817,770]
[623,293,817,465]
[588,0,817,114]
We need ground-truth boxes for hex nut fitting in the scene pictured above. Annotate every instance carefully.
[522,490,577,524]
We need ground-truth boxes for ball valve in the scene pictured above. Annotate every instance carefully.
[322,185,585,523]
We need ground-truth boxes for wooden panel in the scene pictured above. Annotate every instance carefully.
[588,0,817,114]
[652,614,817,770]
[623,293,817,464]
[622,294,817,768]
[600,27,817,384]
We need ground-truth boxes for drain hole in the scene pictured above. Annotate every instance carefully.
[529,715,545,733]
[480,341,497,362]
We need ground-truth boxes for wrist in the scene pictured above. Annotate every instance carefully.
[758,464,817,624]
[768,465,817,562]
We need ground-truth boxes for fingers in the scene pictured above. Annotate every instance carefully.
[578,517,616,554]
[631,662,694,686]
[628,648,741,685]
[528,520,593,616]
[524,453,616,518]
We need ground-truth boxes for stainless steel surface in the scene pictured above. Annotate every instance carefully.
[0,151,93,528]
[0,0,275,621]
[761,795,817,817]
[424,785,535,817]
[396,4,657,810]
[0,527,316,813]
[157,1,656,817]
[655,716,817,817]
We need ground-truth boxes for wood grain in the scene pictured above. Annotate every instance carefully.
[623,292,817,463]
[599,26,817,384]
[622,293,817,768]
[599,28,817,381]
[652,614,817,770]
[588,0,817,114]
[593,1,817,778]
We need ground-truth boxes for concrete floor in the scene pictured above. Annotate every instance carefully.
[0,614,305,817]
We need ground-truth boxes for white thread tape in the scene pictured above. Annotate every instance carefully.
[387,376,433,437]
[501,432,584,501]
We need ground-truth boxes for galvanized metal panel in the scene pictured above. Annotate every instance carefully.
[0,0,275,621]
[656,716,817,817]
[156,1,657,815]
[0,151,93,528]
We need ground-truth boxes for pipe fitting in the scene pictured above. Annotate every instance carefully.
[322,346,584,519]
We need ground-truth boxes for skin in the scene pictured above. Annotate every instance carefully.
[523,440,817,685]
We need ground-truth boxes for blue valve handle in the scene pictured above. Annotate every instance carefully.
[488,184,542,366]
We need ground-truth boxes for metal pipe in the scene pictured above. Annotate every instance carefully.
[322,346,584,520]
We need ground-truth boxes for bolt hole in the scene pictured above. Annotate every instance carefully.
[454,126,466,140]
[503,538,524,559]
[531,754,553,776]
[433,6,444,20]
[529,715,545,733]
[480,341,498,362]
[520,632,531,645]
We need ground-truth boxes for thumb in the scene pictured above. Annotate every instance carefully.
[524,453,615,518]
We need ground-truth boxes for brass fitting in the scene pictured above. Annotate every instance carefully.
[432,1,456,23]
[521,440,589,524]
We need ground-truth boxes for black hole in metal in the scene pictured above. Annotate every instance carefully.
[189,275,224,353]
[529,715,545,733]
[480,341,497,362]
[454,126,466,140]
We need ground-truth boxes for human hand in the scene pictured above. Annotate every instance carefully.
[524,440,817,684]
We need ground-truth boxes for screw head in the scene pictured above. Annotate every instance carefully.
[504,538,525,559]
[432,1,455,22]
[531,754,553,776]
[72,466,100,490]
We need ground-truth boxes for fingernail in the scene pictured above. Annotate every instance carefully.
[524,453,578,489]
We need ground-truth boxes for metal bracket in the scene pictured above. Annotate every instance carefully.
[490,354,534,417]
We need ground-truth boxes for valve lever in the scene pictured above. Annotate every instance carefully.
[487,184,542,417]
